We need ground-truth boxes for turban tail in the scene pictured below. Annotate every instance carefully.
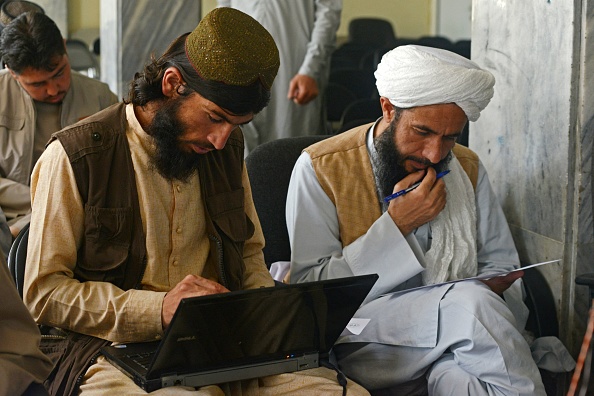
[374,45,495,122]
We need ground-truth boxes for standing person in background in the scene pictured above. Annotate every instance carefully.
[218,0,341,155]
[0,11,118,238]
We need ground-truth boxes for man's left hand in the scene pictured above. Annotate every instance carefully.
[481,270,524,296]
[162,275,229,329]
[287,74,318,105]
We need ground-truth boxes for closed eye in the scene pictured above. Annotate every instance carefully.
[413,128,430,137]
[208,114,223,124]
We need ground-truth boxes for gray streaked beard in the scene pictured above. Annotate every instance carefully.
[374,120,453,199]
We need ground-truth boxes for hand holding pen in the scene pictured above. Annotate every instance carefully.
[385,168,450,236]
[383,170,451,203]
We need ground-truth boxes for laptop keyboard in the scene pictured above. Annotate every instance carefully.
[129,351,155,370]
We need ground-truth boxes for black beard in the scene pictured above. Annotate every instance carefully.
[374,119,452,198]
[147,97,200,182]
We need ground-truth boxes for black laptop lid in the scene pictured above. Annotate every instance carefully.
[147,274,378,378]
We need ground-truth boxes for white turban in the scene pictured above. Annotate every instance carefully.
[375,45,495,122]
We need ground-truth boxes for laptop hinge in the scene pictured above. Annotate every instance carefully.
[161,353,319,388]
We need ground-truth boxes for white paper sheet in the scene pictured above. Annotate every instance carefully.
[388,259,561,296]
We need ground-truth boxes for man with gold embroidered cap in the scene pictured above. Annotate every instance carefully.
[23,7,370,396]
[285,45,572,395]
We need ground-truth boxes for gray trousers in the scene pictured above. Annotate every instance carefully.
[334,281,546,396]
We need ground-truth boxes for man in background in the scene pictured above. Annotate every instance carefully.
[0,11,117,237]
[218,0,341,154]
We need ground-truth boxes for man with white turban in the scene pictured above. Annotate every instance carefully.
[284,45,547,395]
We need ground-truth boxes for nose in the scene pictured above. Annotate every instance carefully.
[423,138,444,165]
[208,125,236,150]
[46,80,59,96]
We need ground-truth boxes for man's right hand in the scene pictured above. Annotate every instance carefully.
[287,74,319,105]
[162,274,230,329]
[387,168,447,236]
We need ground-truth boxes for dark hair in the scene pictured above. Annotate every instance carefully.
[0,12,65,73]
[125,33,271,116]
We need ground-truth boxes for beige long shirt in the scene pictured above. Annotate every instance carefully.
[24,104,273,344]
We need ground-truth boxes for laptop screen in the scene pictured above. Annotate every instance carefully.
[148,274,378,377]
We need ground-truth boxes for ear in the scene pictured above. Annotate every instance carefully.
[161,67,184,98]
[380,97,396,123]
[7,67,19,80]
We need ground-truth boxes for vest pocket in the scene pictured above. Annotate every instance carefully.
[0,116,26,181]
[206,188,254,242]
[0,114,25,130]
[80,205,132,273]
[205,188,251,290]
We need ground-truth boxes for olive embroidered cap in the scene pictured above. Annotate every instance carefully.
[185,7,280,90]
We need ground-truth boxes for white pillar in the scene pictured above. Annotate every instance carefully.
[471,0,594,354]
[100,0,201,98]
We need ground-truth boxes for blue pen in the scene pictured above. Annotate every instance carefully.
[383,170,451,203]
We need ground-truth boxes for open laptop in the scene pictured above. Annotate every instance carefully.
[101,274,378,392]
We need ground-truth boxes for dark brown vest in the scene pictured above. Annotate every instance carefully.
[43,103,253,396]
[51,102,252,291]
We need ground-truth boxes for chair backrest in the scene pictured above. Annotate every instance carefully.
[453,39,471,59]
[348,18,397,48]
[324,82,358,126]
[92,37,100,55]
[245,135,330,267]
[7,222,30,298]
[523,267,559,338]
[417,35,454,51]
[65,38,100,79]
[335,119,374,135]
[329,67,377,100]
[339,98,382,128]
[331,42,372,72]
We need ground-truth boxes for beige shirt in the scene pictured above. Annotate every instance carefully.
[33,101,61,166]
[24,103,273,343]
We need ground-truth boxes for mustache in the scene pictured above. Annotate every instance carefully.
[179,139,216,152]
[404,155,437,168]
